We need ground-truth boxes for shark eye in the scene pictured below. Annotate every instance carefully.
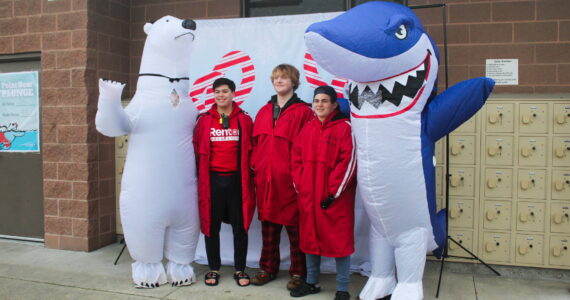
[395,24,407,40]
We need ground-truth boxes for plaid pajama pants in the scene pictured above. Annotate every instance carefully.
[259,220,307,277]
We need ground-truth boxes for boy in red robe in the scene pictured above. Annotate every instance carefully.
[291,85,356,300]
[193,78,255,287]
[250,64,314,290]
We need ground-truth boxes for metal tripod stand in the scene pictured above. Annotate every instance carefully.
[435,234,501,297]
[404,3,503,297]
[113,237,127,265]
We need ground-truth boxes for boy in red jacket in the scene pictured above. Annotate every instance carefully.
[250,64,314,290]
[291,85,356,300]
[193,78,255,287]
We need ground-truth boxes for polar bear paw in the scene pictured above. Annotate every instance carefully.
[135,281,161,289]
[132,261,167,289]
[167,261,196,287]
[98,78,125,101]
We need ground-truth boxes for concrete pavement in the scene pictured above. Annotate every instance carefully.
[0,239,569,299]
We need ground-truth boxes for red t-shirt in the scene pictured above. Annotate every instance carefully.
[209,109,239,173]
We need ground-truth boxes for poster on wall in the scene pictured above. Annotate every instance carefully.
[0,71,40,152]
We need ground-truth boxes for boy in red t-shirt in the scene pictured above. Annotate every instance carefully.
[193,78,255,287]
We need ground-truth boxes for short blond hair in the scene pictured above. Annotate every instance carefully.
[270,64,300,91]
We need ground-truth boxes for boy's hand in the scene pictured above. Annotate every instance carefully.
[321,195,334,209]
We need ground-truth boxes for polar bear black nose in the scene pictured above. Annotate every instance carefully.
[182,19,196,30]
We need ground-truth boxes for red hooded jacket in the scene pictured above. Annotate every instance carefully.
[193,103,255,237]
[292,110,356,257]
[251,94,314,226]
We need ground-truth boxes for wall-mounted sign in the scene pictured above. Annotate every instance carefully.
[486,59,518,86]
[0,71,40,152]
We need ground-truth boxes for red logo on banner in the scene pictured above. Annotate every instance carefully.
[303,52,348,99]
[189,51,349,113]
[190,50,255,112]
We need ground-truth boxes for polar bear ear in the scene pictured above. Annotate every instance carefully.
[143,22,153,35]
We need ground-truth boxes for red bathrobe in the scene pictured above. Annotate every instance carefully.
[251,94,314,226]
[292,110,356,257]
[193,104,255,237]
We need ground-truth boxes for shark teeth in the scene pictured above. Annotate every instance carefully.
[365,81,381,95]
[356,82,368,94]
[380,77,397,95]
[408,63,425,79]
[350,56,426,97]
[348,82,356,93]
[349,50,431,112]
[349,81,381,96]
[395,73,410,89]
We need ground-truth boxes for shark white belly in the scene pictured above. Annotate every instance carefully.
[353,114,436,251]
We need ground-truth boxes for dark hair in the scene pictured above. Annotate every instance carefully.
[313,85,338,103]
[213,77,236,92]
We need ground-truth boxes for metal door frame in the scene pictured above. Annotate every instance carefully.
[0,51,44,243]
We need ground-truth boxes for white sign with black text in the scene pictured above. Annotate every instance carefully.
[486,59,518,86]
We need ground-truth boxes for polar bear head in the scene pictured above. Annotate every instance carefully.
[139,16,197,80]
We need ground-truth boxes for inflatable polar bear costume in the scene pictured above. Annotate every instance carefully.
[95,16,200,288]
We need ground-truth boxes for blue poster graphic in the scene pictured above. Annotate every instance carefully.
[0,71,40,152]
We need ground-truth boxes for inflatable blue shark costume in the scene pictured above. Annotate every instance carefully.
[305,2,494,299]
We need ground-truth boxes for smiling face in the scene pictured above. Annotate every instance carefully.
[272,72,294,96]
[313,93,338,122]
[214,84,234,110]
[270,64,300,97]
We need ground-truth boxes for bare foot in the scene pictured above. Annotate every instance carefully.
[204,271,220,286]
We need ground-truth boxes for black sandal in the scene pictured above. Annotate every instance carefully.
[204,271,220,286]
[233,271,251,287]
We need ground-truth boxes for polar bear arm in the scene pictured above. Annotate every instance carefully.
[95,79,132,137]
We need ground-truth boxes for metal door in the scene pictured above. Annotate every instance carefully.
[0,53,44,240]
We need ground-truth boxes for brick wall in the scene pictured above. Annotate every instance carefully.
[1,0,92,251]
[2,0,567,252]
[410,0,570,93]
[128,0,240,96]
[0,0,239,252]
[88,0,130,251]
[0,0,130,251]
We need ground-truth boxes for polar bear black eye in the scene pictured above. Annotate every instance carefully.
[166,19,170,22]
[395,24,407,40]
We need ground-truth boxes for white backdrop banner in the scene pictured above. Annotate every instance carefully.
[190,13,372,274]
[189,13,348,116]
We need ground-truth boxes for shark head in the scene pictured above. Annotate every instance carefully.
[305,1,439,118]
